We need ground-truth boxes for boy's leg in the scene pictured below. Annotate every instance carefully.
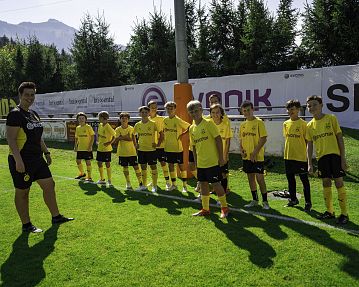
[97,161,105,181]
[299,173,311,205]
[140,164,148,187]
[76,159,85,177]
[105,162,112,182]
[179,163,188,191]
[123,166,131,185]
[199,181,210,212]
[159,159,170,187]
[334,177,348,218]
[286,172,298,205]
[85,160,92,180]
[133,165,143,186]
[256,173,269,209]
[150,164,158,191]
[321,178,335,218]
[168,163,177,188]
[245,173,259,207]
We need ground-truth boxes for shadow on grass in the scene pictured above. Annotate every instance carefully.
[1,224,59,287]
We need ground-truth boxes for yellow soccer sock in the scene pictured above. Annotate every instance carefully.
[123,167,131,184]
[170,171,177,183]
[106,166,112,181]
[141,169,148,186]
[151,169,158,186]
[77,163,84,175]
[218,195,228,208]
[98,166,104,180]
[180,170,187,187]
[162,165,170,182]
[337,186,348,216]
[86,165,92,178]
[323,186,334,214]
[135,169,142,185]
[192,170,197,179]
[201,195,210,211]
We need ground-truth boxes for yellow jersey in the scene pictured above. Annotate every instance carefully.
[149,115,164,149]
[283,118,307,162]
[211,119,232,155]
[134,120,157,151]
[97,123,116,152]
[239,117,267,161]
[163,116,190,152]
[189,118,220,168]
[306,114,341,160]
[75,124,95,151]
[115,125,137,157]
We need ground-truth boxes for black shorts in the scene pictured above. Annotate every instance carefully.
[138,150,157,165]
[156,148,166,162]
[165,152,183,164]
[285,160,308,175]
[119,156,138,167]
[197,165,222,183]
[242,160,265,174]
[221,162,229,174]
[8,155,52,189]
[318,154,346,179]
[189,150,195,163]
[77,151,93,160]
[96,151,112,162]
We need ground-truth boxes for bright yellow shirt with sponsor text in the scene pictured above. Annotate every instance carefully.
[75,124,95,151]
[163,116,190,152]
[134,120,157,152]
[97,123,116,152]
[306,114,341,160]
[115,125,137,157]
[149,115,165,149]
[283,118,307,162]
[211,119,232,155]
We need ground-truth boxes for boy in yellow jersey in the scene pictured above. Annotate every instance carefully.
[148,100,171,189]
[163,101,190,192]
[283,100,311,211]
[115,113,143,190]
[96,111,116,186]
[306,95,349,224]
[187,100,229,218]
[134,106,159,193]
[74,112,95,182]
[239,100,270,210]
[210,104,232,194]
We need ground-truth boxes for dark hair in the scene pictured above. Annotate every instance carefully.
[209,94,221,103]
[164,101,176,108]
[119,112,130,119]
[138,106,150,112]
[76,112,87,120]
[18,82,36,95]
[240,100,254,109]
[98,111,109,119]
[285,99,301,109]
[306,95,323,104]
[210,104,224,118]
[147,100,157,107]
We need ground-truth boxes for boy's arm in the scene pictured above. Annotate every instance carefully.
[250,136,267,162]
[224,138,230,162]
[74,137,78,151]
[193,145,197,166]
[215,135,225,166]
[336,133,348,171]
[307,141,314,174]
[88,135,94,151]
[157,130,164,147]
[132,134,137,148]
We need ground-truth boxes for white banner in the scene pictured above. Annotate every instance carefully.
[33,65,359,129]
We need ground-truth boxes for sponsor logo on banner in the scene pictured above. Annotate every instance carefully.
[284,73,304,79]
[89,92,114,110]
[141,85,167,115]
[68,97,88,109]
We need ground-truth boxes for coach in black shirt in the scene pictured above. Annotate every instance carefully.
[6,82,73,233]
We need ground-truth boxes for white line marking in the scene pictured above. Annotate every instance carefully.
[52,174,359,235]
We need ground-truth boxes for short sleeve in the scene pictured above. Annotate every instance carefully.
[331,115,342,135]
[88,125,95,136]
[305,123,312,141]
[106,124,116,137]
[282,122,286,138]
[208,121,220,138]
[75,126,79,138]
[258,120,267,137]
[178,117,190,130]
[6,110,22,127]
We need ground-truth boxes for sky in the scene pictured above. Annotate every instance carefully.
[0,0,310,45]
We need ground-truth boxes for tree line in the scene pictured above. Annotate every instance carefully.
[0,0,358,97]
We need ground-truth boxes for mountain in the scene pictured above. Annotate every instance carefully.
[0,19,77,51]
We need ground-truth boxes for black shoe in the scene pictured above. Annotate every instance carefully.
[22,224,43,233]
[52,214,75,224]
[319,211,335,219]
[286,199,299,207]
[336,214,349,225]
[75,173,86,180]
[304,202,312,212]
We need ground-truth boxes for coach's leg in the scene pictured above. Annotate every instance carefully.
[15,188,31,224]
[37,177,59,217]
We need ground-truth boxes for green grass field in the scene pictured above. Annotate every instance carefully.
[1,128,359,287]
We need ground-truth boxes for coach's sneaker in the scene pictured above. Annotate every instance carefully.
[304,202,312,212]
[107,180,113,187]
[22,223,43,233]
[151,185,158,193]
[96,179,106,185]
[52,214,74,224]
[244,200,259,208]
[262,201,270,210]
[125,183,133,190]
[192,209,210,216]
[84,178,93,183]
[286,199,299,207]
[336,214,349,225]
[75,173,86,180]
[165,182,172,191]
[319,211,335,220]
[136,185,146,191]
[220,207,229,219]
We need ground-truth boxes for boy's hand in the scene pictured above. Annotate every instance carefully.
[104,142,111,147]
[135,143,139,149]
[87,147,92,152]
[250,152,257,162]
[219,158,225,167]
[152,142,157,148]
[308,164,313,175]
[240,149,247,159]
[341,158,348,171]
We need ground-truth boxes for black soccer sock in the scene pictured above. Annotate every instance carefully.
[221,178,228,191]
[261,192,268,202]
[286,173,297,201]
[251,190,259,201]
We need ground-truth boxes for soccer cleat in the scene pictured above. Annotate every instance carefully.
[22,224,43,233]
[168,185,177,191]
[336,214,349,225]
[319,211,335,220]
[84,178,93,183]
[262,201,270,210]
[244,200,259,208]
[220,207,229,219]
[165,182,172,191]
[96,179,106,185]
[192,209,210,216]
[195,182,200,192]
[151,185,158,193]
[125,183,133,190]
[52,214,74,224]
[107,180,113,187]
[304,202,312,212]
[75,173,86,180]
[136,185,147,191]
[181,186,188,193]
[286,199,299,207]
